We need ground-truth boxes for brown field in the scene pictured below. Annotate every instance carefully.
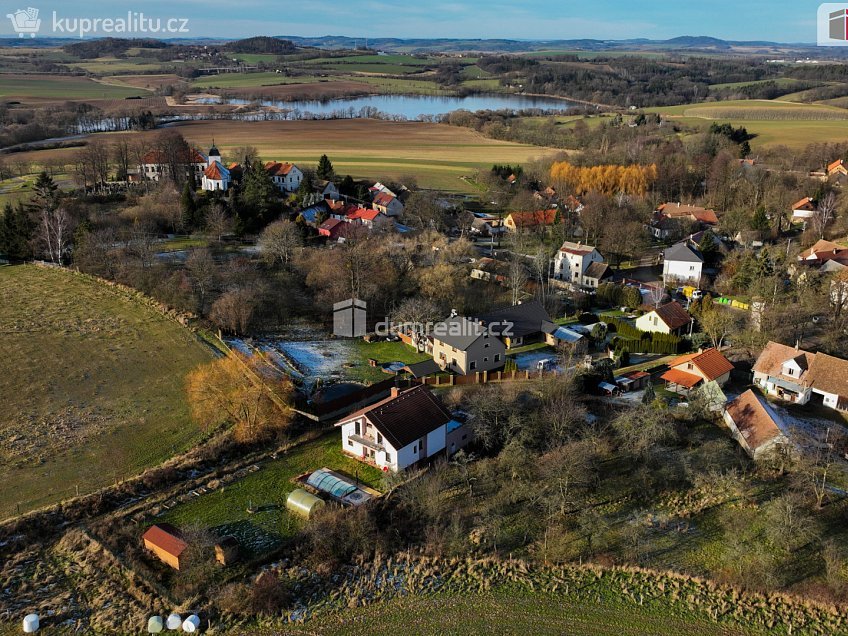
[101,74,186,90]
[6,119,555,192]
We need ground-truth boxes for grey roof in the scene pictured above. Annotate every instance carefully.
[541,321,584,344]
[664,242,704,264]
[584,261,612,281]
[403,359,441,378]
[477,299,552,338]
[431,317,491,350]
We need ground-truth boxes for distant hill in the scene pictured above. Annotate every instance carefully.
[225,36,297,55]
[62,37,171,58]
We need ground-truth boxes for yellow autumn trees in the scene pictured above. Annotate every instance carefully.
[186,351,293,443]
[550,161,657,196]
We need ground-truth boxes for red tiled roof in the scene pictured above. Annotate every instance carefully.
[668,348,733,381]
[337,386,452,450]
[792,197,815,211]
[661,368,703,388]
[204,162,224,180]
[142,524,187,558]
[657,203,719,225]
[264,161,296,177]
[347,207,381,222]
[828,159,845,173]
[373,192,397,207]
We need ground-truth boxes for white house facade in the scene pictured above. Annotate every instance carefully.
[336,386,471,472]
[662,241,704,286]
[265,161,304,194]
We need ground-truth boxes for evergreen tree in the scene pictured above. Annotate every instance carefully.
[238,160,279,233]
[180,181,199,230]
[750,207,770,232]
[316,154,334,181]
[739,140,751,159]
[0,202,34,260]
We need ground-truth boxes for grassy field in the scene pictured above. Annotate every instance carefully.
[643,99,848,148]
[7,119,555,193]
[347,340,432,382]
[0,74,147,100]
[191,72,325,89]
[0,265,213,519]
[282,588,770,636]
[157,434,382,557]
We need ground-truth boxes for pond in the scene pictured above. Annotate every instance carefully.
[193,92,576,119]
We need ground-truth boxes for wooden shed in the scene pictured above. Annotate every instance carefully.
[142,524,188,571]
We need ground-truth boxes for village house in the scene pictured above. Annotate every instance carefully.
[723,389,792,460]
[318,217,365,242]
[346,206,393,230]
[430,316,506,375]
[552,241,613,289]
[142,524,187,571]
[753,341,848,411]
[828,159,847,179]
[372,191,404,217]
[335,386,471,472]
[662,241,704,286]
[140,147,207,183]
[265,161,304,194]
[635,301,692,336]
[660,347,734,395]
[476,299,581,350]
[503,209,558,232]
[648,203,718,241]
[791,197,817,223]
[314,179,339,200]
[796,239,848,273]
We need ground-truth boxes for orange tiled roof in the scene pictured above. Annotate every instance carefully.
[661,368,703,388]
[668,348,734,381]
[265,161,296,177]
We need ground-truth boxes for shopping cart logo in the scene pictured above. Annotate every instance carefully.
[333,298,367,338]
[7,6,41,37]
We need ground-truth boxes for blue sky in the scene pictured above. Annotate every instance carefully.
[1,1,826,41]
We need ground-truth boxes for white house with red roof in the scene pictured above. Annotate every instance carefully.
[265,161,304,194]
[553,241,610,288]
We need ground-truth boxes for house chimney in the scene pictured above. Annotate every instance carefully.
[390,387,400,398]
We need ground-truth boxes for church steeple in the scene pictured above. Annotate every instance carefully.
[207,139,221,167]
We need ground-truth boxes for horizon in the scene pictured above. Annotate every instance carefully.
[0,1,827,43]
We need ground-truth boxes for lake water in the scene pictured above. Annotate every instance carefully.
[195,93,575,119]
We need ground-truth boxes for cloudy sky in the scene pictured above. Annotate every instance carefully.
[1,0,824,41]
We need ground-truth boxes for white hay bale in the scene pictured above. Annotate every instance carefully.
[165,613,182,630]
[182,614,201,633]
[22,614,39,633]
